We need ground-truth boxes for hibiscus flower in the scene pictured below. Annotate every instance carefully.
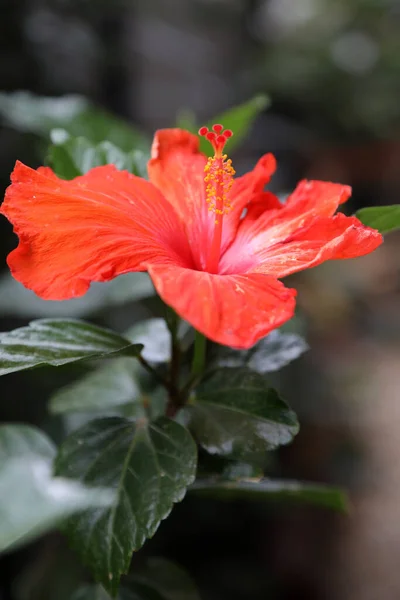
[0,125,382,348]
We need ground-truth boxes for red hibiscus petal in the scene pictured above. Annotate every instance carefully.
[148,129,213,270]
[1,162,192,300]
[222,153,278,250]
[148,131,279,269]
[148,264,296,349]
[245,191,282,222]
[251,213,383,278]
[220,180,355,274]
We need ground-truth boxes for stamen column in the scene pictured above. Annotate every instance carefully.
[199,124,235,274]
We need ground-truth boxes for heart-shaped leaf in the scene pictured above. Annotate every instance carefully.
[188,368,299,461]
[191,478,348,512]
[55,417,197,594]
[356,205,400,235]
[0,319,142,376]
[216,329,308,374]
[0,425,113,552]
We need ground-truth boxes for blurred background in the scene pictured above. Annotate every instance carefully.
[0,0,400,599]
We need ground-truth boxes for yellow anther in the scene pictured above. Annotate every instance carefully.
[203,152,235,216]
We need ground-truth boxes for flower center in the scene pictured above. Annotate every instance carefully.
[199,124,235,274]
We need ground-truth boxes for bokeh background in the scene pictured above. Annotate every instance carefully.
[1,0,400,599]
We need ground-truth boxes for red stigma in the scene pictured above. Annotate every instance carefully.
[199,124,233,156]
[212,124,224,134]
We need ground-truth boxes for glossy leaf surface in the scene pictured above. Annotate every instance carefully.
[189,368,299,460]
[55,417,197,594]
[216,329,308,373]
[0,319,142,376]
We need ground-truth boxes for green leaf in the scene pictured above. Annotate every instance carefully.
[216,329,308,373]
[191,478,348,512]
[356,205,400,235]
[199,94,270,155]
[49,358,146,416]
[48,136,149,180]
[0,272,155,318]
[0,319,142,376]
[0,425,113,552]
[188,368,299,460]
[55,417,197,595]
[0,91,149,152]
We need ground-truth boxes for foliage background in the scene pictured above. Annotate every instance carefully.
[0,0,399,599]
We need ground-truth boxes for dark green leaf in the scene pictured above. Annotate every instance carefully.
[49,358,145,416]
[0,91,149,152]
[0,273,155,319]
[188,368,299,460]
[48,136,149,180]
[199,94,270,155]
[191,478,348,512]
[55,417,197,594]
[216,330,308,373]
[0,319,142,376]
[356,205,400,235]
[0,425,113,552]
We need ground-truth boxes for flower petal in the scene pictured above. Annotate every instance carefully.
[1,162,192,300]
[224,212,382,278]
[148,129,212,270]
[220,180,355,273]
[148,131,280,270]
[222,153,279,248]
[251,213,383,277]
[147,264,296,349]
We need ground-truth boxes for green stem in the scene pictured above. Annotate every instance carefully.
[165,306,178,339]
[191,330,206,377]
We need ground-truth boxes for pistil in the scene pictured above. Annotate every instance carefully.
[199,124,235,274]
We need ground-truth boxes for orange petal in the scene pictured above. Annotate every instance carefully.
[250,213,383,278]
[148,264,296,349]
[220,180,354,273]
[245,191,282,222]
[1,162,192,300]
[221,153,279,251]
[148,129,213,270]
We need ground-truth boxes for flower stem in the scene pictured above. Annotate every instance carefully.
[191,330,206,377]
